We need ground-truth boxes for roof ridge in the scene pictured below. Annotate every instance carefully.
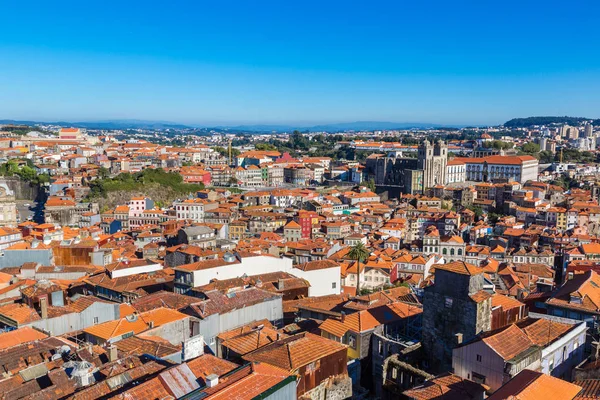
[286,340,293,370]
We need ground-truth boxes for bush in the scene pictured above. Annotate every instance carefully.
[87,168,204,199]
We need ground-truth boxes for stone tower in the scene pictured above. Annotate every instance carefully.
[418,139,447,189]
[421,261,492,373]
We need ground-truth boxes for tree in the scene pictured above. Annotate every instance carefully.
[98,167,110,179]
[519,142,540,155]
[466,205,484,219]
[366,179,376,192]
[539,150,555,164]
[348,242,370,294]
[255,143,278,151]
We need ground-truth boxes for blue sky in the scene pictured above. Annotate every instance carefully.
[1,1,599,126]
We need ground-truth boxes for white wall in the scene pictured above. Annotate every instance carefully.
[452,340,506,392]
[110,263,163,278]
[293,265,341,296]
[189,255,340,296]
[540,322,586,377]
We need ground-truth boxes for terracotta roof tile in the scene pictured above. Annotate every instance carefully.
[488,369,582,400]
[242,332,346,371]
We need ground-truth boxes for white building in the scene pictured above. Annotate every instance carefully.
[446,159,466,184]
[174,253,340,297]
[452,318,586,392]
[174,199,205,222]
[462,155,539,184]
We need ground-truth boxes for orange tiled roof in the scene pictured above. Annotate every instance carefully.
[482,324,533,360]
[83,307,187,340]
[242,332,346,371]
[488,369,582,400]
[436,261,483,276]
[0,303,41,325]
[0,326,47,350]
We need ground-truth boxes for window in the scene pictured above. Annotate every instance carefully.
[476,354,482,362]
[378,341,383,355]
[348,334,357,349]
[471,372,486,384]
[93,317,99,324]
[549,358,554,372]
[332,282,337,289]
[445,297,453,308]
[392,367,397,379]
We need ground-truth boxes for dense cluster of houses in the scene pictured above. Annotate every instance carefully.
[0,127,600,398]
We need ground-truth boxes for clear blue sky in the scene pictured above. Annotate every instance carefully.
[1,1,599,126]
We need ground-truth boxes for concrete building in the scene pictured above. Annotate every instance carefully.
[446,159,466,184]
[174,253,341,297]
[460,155,539,184]
[177,225,217,248]
[452,318,586,392]
[182,287,283,353]
[174,199,205,222]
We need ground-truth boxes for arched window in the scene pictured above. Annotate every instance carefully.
[443,248,447,255]
[458,248,463,256]
[450,248,455,256]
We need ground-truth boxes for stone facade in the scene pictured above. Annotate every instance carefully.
[366,140,448,194]
[302,375,353,400]
[421,269,492,372]
[0,184,17,226]
[417,140,447,189]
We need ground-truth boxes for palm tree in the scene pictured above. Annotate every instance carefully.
[348,242,369,295]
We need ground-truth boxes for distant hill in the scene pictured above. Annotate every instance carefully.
[307,121,449,132]
[504,116,600,128]
[0,119,193,130]
[1,118,456,132]
[214,121,452,133]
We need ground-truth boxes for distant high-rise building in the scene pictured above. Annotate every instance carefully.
[560,125,579,140]
[584,123,593,138]
[537,137,547,152]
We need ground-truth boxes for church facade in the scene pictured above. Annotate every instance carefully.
[366,140,448,194]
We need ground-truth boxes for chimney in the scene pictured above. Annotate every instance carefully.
[278,279,285,290]
[455,333,463,345]
[149,321,154,329]
[40,296,48,319]
[206,374,219,388]
[341,311,346,323]
[108,344,118,362]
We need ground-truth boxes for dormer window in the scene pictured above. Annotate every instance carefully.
[570,295,583,305]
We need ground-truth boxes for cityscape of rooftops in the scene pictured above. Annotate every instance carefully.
[0,1,599,399]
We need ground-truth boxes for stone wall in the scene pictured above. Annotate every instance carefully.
[422,270,491,373]
[0,178,41,201]
[301,375,352,400]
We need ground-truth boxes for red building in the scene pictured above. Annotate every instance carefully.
[296,211,319,239]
